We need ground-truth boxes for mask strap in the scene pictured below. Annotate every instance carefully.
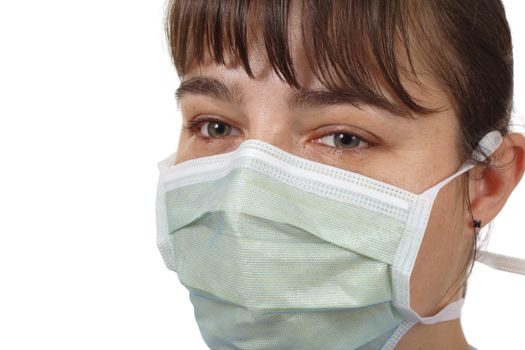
[476,250,525,275]
[421,130,503,198]
[418,131,525,277]
[394,131,503,325]
[397,298,466,325]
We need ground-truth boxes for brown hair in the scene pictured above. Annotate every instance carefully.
[165,0,514,295]
[166,0,513,162]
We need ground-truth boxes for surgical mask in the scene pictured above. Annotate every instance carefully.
[155,130,524,349]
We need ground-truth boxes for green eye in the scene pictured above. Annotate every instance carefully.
[201,121,233,138]
[320,133,367,149]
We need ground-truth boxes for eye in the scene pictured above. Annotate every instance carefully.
[317,132,369,149]
[185,118,241,139]
[201,121,232,138]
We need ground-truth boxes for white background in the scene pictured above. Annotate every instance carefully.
[0,1,523,349]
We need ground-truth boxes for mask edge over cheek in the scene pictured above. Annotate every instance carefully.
[389,130,503,329]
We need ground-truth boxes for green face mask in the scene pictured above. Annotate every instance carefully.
[156,132,502,349]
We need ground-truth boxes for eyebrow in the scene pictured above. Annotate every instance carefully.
[175,76,409,116]
[175,77,241,106]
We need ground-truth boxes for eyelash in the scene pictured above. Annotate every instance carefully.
[182,117,372,152]
[182,117,236,138]
[314,128,370,153]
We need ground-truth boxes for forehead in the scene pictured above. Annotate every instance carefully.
[170,0,452,118]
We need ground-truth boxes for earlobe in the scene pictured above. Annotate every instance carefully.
[468,132,525,228]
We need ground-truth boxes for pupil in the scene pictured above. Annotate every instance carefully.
[335,133,358,148]
[213,123,225,134]
[208,122,230,137]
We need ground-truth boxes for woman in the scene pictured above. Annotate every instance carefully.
[156,0,525,349]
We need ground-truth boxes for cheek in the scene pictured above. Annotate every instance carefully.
[174,132,218,165]
[409,179,472,317]
[174,131,242,165]
[174,133,193,164]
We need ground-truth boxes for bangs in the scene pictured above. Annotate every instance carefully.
[166,0,445,117]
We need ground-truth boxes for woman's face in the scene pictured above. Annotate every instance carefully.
[173,16,474,319]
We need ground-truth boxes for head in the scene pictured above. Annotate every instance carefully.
[165,0,525,343]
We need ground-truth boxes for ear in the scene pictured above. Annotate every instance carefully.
[467,132,525,229]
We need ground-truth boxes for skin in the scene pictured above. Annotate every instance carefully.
[172,4,525,349]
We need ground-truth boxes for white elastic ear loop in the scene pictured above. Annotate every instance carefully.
[396,131,503,326]
[421,130,503,197]
[462,131,525,276]
[476,251,525,275]
[399,299,466,325]
[472,130,504,162]
[381,300,466,349]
